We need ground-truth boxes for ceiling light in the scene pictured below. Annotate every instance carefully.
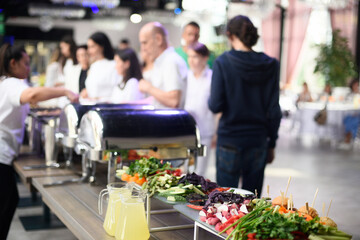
[28,4,86,18]
[130,13,142,23]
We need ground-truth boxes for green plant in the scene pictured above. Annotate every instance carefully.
[314,29,358,87]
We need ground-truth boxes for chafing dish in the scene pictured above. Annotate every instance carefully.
[43,104,154,187]
[24,108,62,170]
[57,103,154,167]
[75,108,206,184]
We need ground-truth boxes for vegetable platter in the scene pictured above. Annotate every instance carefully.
[190,191,352,240]
[116,157,228,203]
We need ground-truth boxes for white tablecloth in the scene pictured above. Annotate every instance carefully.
[294,102,360,141]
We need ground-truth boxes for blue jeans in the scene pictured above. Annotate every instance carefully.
[216,144,267,196]
[344,115,360,139]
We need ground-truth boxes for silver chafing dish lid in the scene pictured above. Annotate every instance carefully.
[77,109,199,152]
[59,103,154,138]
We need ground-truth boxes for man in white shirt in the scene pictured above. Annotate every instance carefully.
[138,22,187,109]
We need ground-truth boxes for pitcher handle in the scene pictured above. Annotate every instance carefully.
[98,189,109,215]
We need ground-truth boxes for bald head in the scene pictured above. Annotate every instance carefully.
[139,22,169,61]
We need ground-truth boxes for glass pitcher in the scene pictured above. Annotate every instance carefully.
[115,189,150,240]
[98,182,133,236]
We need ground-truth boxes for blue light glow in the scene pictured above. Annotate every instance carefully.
[154,110,182,115]
[91,5,99,13]
[0,9,3,13]
[174,8,182,15]
[82,2,99,14]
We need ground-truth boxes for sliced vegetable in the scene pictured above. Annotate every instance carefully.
[187,204,204,210]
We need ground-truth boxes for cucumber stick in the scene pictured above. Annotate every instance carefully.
[167,195,186,202]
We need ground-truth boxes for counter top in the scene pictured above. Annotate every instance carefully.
[31,175,203,240]
[13,154,77,191]
[13,147,223,240]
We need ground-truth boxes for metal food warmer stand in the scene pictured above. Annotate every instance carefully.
[75,108,206,232]
[42,103,153,186]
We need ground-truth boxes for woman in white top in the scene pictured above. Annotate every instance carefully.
[111,48,144,103]
[0,44,78,239]
[184,43,216,177]
[44,47,63,87]
[60,35,78,90]
[80,32,118,102]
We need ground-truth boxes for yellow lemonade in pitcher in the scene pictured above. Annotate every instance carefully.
[103,188,131,236]
[115,197,149,240]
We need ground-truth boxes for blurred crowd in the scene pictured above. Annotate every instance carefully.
[0,15,291,239]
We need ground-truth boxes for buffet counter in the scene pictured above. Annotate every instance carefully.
[29,175,219,240]
[14,152,223,240]
[14,149,76,192]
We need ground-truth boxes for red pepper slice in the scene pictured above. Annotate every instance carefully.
[186,204,204,210]
[247,233,257,239]
[212,187,231,192]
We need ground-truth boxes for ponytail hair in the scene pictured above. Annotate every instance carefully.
[227,15,259,48]
[0,43,27,76]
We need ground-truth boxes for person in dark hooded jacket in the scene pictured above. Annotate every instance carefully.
[208,15,282,196]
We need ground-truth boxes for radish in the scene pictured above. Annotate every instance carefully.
[214,203,222,209]
[207,206,216,213]
[200,216,207,222]
[217,204,229,213]
[221,210,228,216]
[199,210,207,217]
[230,208,239,216]
[240,204,248,214]
[215,212,223,220]
[230,203,239,210]
[206,217,220,225]
[225,213,232,220]
[215,222,222,232]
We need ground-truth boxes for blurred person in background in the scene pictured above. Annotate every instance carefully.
[118,38,130,50]
[184,42,216,177]
[111,48,144,103]
[318,83,333,102]
[296,82,313,106]
[76,45,90,93]
[140,47,153,82]
[208,15,281,196]
[64,44,89,94]
[80,32,118,102]
[340,79,360,149]
[138,22,187,109]
[59,35,78,87]
[175,21,215,69]
[44,47,63,87]
[0,43,78,239]
[345,78,360,102]
[342,114,360,147]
